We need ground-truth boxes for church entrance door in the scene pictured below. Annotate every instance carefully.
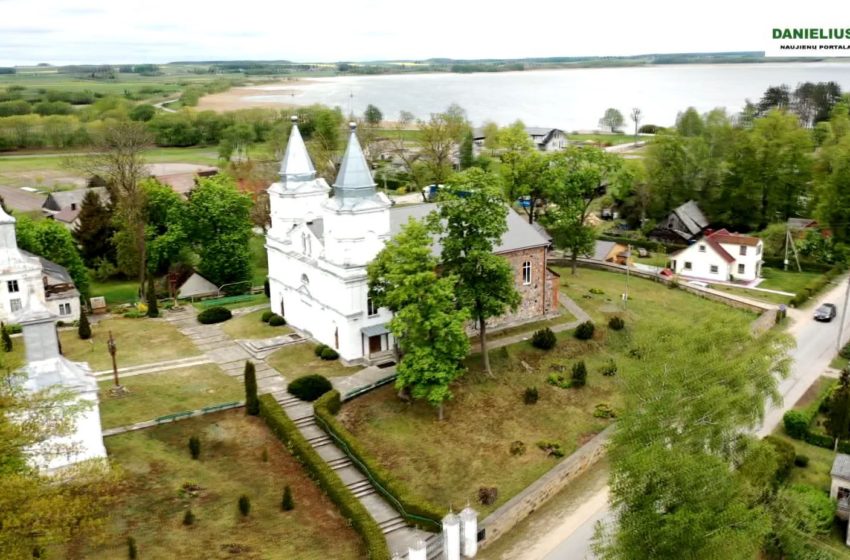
[368,335,382,355]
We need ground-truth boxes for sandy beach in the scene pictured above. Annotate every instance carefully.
[196,79,314,112]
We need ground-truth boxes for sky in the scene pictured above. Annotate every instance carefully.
[0,0,846,66]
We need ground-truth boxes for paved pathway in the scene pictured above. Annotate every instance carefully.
[93,355,212,380]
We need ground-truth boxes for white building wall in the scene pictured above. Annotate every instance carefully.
[672,243,731,281]
[46,296,81,323]
[0,266,49,323]
[718,241,763,282]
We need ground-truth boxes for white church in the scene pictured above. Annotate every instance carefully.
[266,119,396,363]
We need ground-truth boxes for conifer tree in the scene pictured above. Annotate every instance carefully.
[73,189,116,268]
[1,322,11,353]
[244,361,259,415]
[282,485,294,511]
[78,309,91,340]
[145,275,158,318]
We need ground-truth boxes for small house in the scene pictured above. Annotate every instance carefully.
[589,240,633,267]
[177,272,219,301]
[669,229,763,283]
[471,127,568,154]
[649,200,709,244]
[830,453,850,522]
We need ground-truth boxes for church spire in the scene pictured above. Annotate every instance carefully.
[333,123,376,198]
[279,116,316,182]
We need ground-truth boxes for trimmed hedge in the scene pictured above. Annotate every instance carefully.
[287,374,332,402]
[314,391,443,531]
[761,257,836,273]
[258,395,390,559]
[197,306,232,324]
[269,314,287,327]
[781,378,850,453]
[261,310,274,323]
[320,347,340,360]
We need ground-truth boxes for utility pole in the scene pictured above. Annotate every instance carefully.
[623,244,631,310]
[837,275,850,353]
[107,330,127,395]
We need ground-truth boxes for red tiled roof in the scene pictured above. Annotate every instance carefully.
[708,228,761,247]
[669,236,734,263]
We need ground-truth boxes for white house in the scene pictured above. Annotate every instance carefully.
[266,118,555,363]
[18,296,106,472]
[0,207,80,323]
[472,127,568,153]
[669,228,763,283]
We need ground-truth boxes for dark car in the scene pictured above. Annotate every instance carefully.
[814,303,837,322]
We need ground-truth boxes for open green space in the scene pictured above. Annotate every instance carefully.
[59,316,199,372]
[192,294,269,311]
[249,234,268,286]
[758,267,822,294]
[338,267,754,515]
[97,365,243,429]
[1,340,27,372]
[90,279,140,306]
[267,342,357,379]
[221,309,292,340]
[470,309,575,346]
[87,410,363,560]
[0,146,220,173]
[709,284,793,305]
[567,133,635,146]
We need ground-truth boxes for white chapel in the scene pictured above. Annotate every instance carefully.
[266,118,395,362]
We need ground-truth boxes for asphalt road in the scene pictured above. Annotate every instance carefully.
[540,275,850,560]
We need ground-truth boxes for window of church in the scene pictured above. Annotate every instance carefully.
[522,261,532,285]
[7,279,19,293]
[59,303,72,316]
[9,298,21,312]
[367,297,378,317]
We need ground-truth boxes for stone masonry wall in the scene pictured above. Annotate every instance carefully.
[488,247,549,329]
[479,424,614,548]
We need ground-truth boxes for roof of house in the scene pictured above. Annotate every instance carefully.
[52,207,80,224]
[177,272,218,299]
[672,200,709,236]
[670,236,735,263]
[832,454,850,480]
[20,249,74,284]
[591,240,617,261]
[708,228,761,247]
[788,217,818,230]
[388,204,550,256]
[472,126,565,143]
[42,187,108,212]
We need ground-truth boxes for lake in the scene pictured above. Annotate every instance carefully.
[243,62,850,130]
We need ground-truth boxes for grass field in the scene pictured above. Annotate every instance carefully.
[759,267,821,294]
[249,234,268,286]
[267,342,358,379]
[60,316,199,372]
[0,147,221,172]
[567,133,635,145]
[221,309,292,340]
[97,365,243,428]
[90,279,141,306]
[339,267,754,514]
[87,410,363,560]
[709,284,793,305]
[193,294,270,311]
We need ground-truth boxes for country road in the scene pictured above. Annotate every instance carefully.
[536,275,850,560]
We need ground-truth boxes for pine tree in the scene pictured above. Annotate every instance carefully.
[146,275,158,318]
[281,485,294,511]
[1,322,12,353]
[182,509,195,526]
[73,189,116,268]
[238,495,251,517]
[127,536,138,559]
[244,361,259,416]
[78,309,91,340]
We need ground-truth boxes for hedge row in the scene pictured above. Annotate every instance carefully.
[258,395,390,560]
[788,263,848,307]
[314,391,444,531]
[781,379,850,453]
[761,256,836,273]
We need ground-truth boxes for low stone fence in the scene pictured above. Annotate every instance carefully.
[479,424,614,548]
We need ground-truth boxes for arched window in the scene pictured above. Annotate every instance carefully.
[522,261,532,285]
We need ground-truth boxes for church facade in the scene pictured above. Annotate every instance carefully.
[266,118,559,363]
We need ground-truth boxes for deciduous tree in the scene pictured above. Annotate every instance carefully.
[16,216,90,297]
[599,108,624,132]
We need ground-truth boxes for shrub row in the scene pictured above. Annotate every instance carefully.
[258,395,390,559]
[781,379,850,452]
[788,263,848,308]
[314,344,340,360]
[314,391,444,531]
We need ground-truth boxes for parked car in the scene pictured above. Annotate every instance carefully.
[814,303,837,322]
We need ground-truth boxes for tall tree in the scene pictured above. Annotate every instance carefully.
[16,216,90,297]
[363,104,383,126]
[501,149,548,224]
[815,102,850,242]
[459,130,474,170]
[826,368,850,449]
[142,179,188,275]
[73,189,116,268]
[69,120,152,291]
[368,219,470,419]
[431,169,520,376]
[630,107,642,142]
[543,147,623,274]
[593,322,792,560]
[496,120,534,152]
[599,108,625,132]
[183,175,253,288]
[416,106,469,185]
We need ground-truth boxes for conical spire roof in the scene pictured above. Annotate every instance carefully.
[279,116,316,182]
[333,123,376,198]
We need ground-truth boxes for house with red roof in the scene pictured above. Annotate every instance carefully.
[669,229,764,283]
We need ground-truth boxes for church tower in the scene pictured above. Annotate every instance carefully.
[322,123,391,267]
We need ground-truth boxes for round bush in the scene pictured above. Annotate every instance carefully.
[261,310,274,323]
[794,454,810,468]
[268,314,287,327]
[608,316,625,331]
[287,374,333,402]
[531,328,557,350]
[320,347,339,361]
[314,344,329,357]
[574,321,595,340]
[197,306,232,324]
[523,387,539,405]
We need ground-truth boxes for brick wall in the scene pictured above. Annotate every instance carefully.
[488,247,548,328]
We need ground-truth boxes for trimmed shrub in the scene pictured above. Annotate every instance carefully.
[784,484,836,534]
[269,314,287,327]
[78,310,91,340]
[574,321,595,340]
[531,328,557,350]
[571,361,587,388]
[593,403,615,418]
[282,485,294,511]
[313,391,443,529]
[509,441,526,456]
[523,387,539,405]
[1,322,11,353]
[320,347,339,361]
[188,436,201,460]
[197,306,232,324]
[287,374,332,402]
[258,395,393,556]
[244,361,259,416]
[794,454,810,468]
[764,435,796,483]
[127,536,137,559]
[783,410,810,439]
[261,310,274,323]
[536,440,564,458]
[608,316,625,331]
[840,342,850,360]
[182,509,195,526]
[238,495,251,517]
[314,344,329,357]
[478,487,498,506]
[600,359,617,376]
[547,373,571,389]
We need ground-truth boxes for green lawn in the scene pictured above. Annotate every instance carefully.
[97,365,243,428]
[0,147,220,172]
[193,294,270,311]
[90,279,141,306]
[267,342,358,379]
[221,309,292,340]
[339,267,754,515]
[758,267,822,294]
[249,234,268,286]
[60,316,199,372]
[567,133,635,146]
[470,309,575,346]
[709,284,793,305]
[86,410,363,560]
